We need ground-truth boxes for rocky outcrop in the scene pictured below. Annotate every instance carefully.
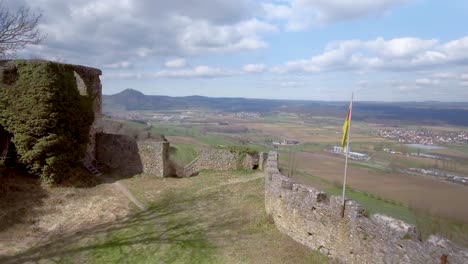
[264,151,468,264]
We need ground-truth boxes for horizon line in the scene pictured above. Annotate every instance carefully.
[103,90,468,104]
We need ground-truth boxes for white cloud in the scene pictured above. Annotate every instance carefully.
[12,0,273,66]
[432,72,456,79]
[280,81,301,87]
[176,17,277,54]
[101,65,235,80]
[165,58,187,68]
[357,80,369,90]
[102,72,144,80]
[263,0,409,31]
[155,66,234,78]
[388,80,421,92]
[442,36,468,61]
[103,61,132,69]
[460,74,468,80]
[461,81,468,87]
[262,3,293,20]
[415,78,440,85]
[273,36,468,74]
[397,85,420,92]
[243,64,266,73]
[366,37,437,58]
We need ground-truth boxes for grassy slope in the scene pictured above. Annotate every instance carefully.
[2,171,327,264]
[149,123,239,146]
[169,144,198,167]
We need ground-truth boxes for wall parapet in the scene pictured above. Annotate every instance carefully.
[264,151,468,264]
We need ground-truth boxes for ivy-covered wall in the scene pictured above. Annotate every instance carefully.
[0,60,102,184]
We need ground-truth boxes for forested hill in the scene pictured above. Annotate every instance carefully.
[103,89,468,126]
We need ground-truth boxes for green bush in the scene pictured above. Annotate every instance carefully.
[216,145,258,155]
[0,61,94,184]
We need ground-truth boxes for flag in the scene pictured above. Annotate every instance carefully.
[341,102,352,149]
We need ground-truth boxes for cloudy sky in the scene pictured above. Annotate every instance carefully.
[9,0,468,101]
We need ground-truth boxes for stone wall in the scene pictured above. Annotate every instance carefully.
[258,152,268,170]
[0,60,102,162]
[70,64,102,161]
[184,148,259,176]
[264,151,468,264]
[96,133,170,177]
[183,157,199,178]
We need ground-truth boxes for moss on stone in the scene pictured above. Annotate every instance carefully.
[0,60,94,184]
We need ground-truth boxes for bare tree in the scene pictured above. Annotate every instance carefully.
[0,2,45,58]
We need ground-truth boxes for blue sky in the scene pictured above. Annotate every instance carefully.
[11,0,468,101]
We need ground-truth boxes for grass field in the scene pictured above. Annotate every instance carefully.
[0,171,328,264]
[279,151,468,224]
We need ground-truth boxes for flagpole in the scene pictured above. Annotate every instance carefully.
[341,92,353,218]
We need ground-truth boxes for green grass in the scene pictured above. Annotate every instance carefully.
[150,123,239,147]
[348,162,388,173]
[2,171,328,264]
[215,145,260,154]
[150,123,193,137]
[290,143,330,152]
[260,115,297,123]
[447,144,468,155]
[169,144,198,167]
[413,212,468,247]
[123,120,148,130]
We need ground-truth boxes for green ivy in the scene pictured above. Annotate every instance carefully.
[0,61,94,184]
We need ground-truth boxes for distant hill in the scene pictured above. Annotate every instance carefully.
[103,89,468,126]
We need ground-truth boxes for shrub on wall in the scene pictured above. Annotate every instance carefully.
[215,145,259,170]
[0,61,94,184]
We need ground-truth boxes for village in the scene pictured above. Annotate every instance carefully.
[379,128,468,145]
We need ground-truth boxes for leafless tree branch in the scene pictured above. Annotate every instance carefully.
[0,1,45,58]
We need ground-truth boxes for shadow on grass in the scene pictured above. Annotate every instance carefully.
[0,189,243,263]
[0,167,48,233]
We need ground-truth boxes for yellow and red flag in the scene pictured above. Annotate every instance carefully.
[341,101,352,149]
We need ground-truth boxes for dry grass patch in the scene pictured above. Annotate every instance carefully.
[0,168,132,257]
[1,170,328,263]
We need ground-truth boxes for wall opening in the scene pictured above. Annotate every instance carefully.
[74,71,89,96]
[0,126,10,160]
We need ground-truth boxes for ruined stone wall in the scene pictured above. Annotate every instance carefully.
[70,64,102,160]
[264,151,468,264]
[0,60,102,162]
[183,157,199,177]
[258,152,268,170]
[189,148,258,174]
[96,133,170,177]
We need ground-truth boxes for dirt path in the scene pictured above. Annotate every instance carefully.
[97,175,146,211]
